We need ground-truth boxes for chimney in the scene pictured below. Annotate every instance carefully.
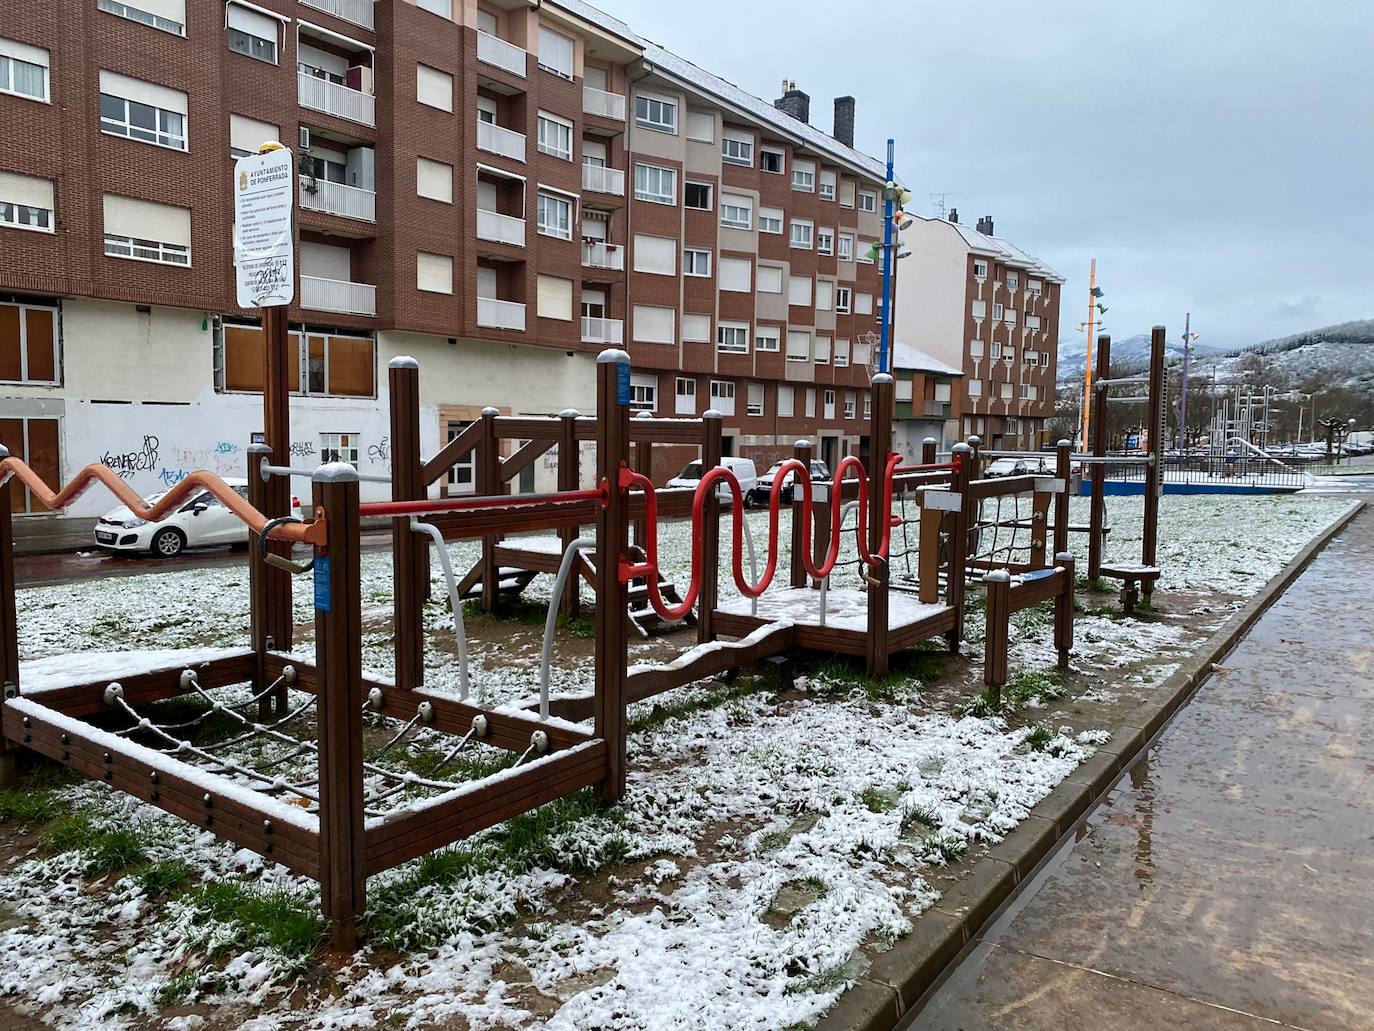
[976,215,995,236]
[773,81,810,124]
[948,207,959,224]
[833,96,855,147]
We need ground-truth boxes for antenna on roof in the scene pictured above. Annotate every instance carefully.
[929,192,959,220]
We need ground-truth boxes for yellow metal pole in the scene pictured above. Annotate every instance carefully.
[1081,258,1097,445]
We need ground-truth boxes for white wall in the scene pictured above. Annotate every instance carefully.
[893,219,974,372]
[62,299,212,402]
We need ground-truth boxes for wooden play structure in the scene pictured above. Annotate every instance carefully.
[0,348,1078,942]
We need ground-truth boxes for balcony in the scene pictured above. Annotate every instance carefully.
[477,120,526,162]
[581,316,623,345]
[299,0,374,30]
[583,86,626,120]
[477,297,526,331]
[581,163,625,196]
[298,72,375,128]
[476,31,527,77]
[581,241,624,270]
[476,208,526,247]
[301,276,376,317]
[299,177,376,223]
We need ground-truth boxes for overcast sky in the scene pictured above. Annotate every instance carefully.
[604,0,1374,353]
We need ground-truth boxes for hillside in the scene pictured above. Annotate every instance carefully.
[1056,332,1227,379]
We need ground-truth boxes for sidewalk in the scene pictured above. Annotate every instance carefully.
[913,507,1374,1030]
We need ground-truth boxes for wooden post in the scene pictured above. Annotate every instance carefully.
[557,409,581,618]
[245,443,286,720]
[312,462,365,949]
[789,439,812,588]
[697,410,722,645]
[1029,488,1050,570]
[1143,325,1166,592]
[1054,552,1075,672]
[921,436,937,466]
[947,442,973,653]
[1088,335,1111,582]
[1054,439,1072,559]
[0,467,20,788]
[983,569,1011,706]
[477,406,501,612]
[594,350,631,802]
[260,304,293,651]
[917,504,942,605]
[866,375,894,677]
[388,356,426,690]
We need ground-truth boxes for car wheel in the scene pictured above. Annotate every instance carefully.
[151,528,186,558]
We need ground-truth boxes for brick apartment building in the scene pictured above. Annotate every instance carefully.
[893,212,1063,450]
[0,0,891,526]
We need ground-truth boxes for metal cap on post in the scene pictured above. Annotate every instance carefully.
[388,355,419,370]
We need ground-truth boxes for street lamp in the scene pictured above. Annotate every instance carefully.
[875,138,912,375]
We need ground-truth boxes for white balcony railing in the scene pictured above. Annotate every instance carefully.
[301,276,377,317]
[298,72,375,127]
[476,31,527,77]
[299,0,374,30]
[582,86,626,120]
[477,119,526,161]
[580,163,625,196]
[476,208,526,247]
[580,316,623,345]
[299,176,376,223]
[581,240,624,270]
[477,297,526,331]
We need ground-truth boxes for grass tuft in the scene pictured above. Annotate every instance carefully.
[133,858,193,897]
[899,803,939,836]
[859,787,896,814]
[181,881,324,960]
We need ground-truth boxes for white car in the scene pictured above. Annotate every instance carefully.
[982,456,1052,478]
[666,457,758,506]
[93,478,297,558]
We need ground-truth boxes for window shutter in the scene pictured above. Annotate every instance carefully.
[102,194,190,246]
[416,252,453,294]
[536,275,573,320]
[99,70,187,114]
[0,172,53,210]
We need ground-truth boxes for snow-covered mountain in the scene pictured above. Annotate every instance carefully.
[1056,333,1227,380]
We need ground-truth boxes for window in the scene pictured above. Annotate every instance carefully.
[791,159,815,192]
[634,163,676,204]
[934,382,951,403]
[103,194,191,266]
[633,235,676,275]
[857,189,877,213]
[854,292,873,316]
[226,3,278,63]
[721,129,753,166]
[857,240,875,263]
[675,376,697,414]
[972,299,987,318]
[757,266,783,293]
[709,380,736,416]
[717,322,749,354]
[1002,345,1016,361]
[973,259,988,279]
[968,379,982,398]
[814,335,831,364]
[1025,313,1041,330]
[536,275,572,320]
[839,179,855,208]
[686,110,715,142]
[760,147,784,173]
[683,248,711,277]
[1006,271,1019,290]
[755,325,780,352]
[682,314,711,342]
[1028,279,1043,296]
[0,39,50,101]
[0,173,53,233]
[417,157,453,203]
[1041,352,1050,368]
[537,111,573,159]
[220,324,374,397]
[1020,383,1038,400]
[0,300,59,384]
[719,256,751,291]
[418,0,452,15]
[747,383,765,417]
[823,389,836,417]
[835,287,851,313]
[817,228,833,255]
[788,276,811,307]
[229,113,279,157]
[538,26,574,79]
[536,191,573,239]
[758,207,783,234]
[685,181,712,210]
[1004,308,1017,326]
[720,194,752,230]
[805,388,816,418]
[635,93,677,134]
[786,330,810,363]
[853,339,871,367]
[97,0,184,35]
[99,71,186,150]
[1001,382,1013,400]
[629,373,657,411]
[993,302,1004,320]
[789,219,813,249]
[819,169,836,201]
[416,64,454,111]
[320,432,361,467]
[778,385,794,417]
[417,252,453,294]
[837,233,854,261]
[632,305,675,344]
[970,339,984,358]
[844,393,856,419]
[815,280,834,311]
[444,420,475,493]
[834,338,850,367]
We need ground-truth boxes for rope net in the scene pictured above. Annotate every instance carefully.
[967,490,1036,570]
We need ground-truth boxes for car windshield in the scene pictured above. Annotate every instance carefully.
[675,462,703,480]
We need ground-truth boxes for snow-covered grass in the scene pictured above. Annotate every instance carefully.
[0,491,1355,1029]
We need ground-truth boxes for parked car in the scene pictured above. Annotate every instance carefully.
[93,479,300,557]
[982,456,1052,478]
[666,457,758,506]
[746,459,831,507]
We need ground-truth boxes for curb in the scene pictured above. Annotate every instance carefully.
[818,498,1367,1031]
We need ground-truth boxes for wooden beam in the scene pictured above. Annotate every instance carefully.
[388,357,425,691]
[420,420,482,486]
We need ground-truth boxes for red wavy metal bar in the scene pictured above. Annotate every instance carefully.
[358,487,605,519]
[619,452,943,623]
[0,458,325,546]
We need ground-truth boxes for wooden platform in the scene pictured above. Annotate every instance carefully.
[714,587,957,656]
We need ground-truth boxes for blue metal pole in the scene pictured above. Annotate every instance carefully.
[878,138,895,374]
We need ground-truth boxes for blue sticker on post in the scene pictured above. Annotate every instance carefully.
[314,555,331,611]
[616,360,630,406]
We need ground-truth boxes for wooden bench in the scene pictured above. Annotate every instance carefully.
[1097,563,1161,614]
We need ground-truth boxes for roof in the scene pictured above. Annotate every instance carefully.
[890,342,964,377]
[919,215,1065,283]
[548,0,888,182]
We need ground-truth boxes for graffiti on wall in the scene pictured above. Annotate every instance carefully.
[99,435,161,480]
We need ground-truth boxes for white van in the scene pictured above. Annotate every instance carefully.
[665,457,758,506]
